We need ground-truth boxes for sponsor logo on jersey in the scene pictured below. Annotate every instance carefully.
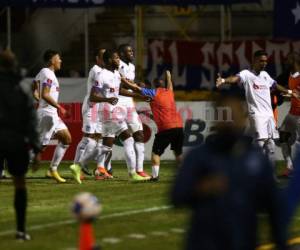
[253,83,268,90]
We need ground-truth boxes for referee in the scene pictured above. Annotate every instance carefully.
[0,50,41,240]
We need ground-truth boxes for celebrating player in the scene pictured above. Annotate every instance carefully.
[90,49,149,181]
[216,50,297,168]
[117,44,150,178]
[70,48,106,183]
[34,49,72,183]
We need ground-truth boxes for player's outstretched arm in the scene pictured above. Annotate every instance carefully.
[166,70,173,91]
[121,77,140,92]
[119,87,150,101]
[274,83,300,98]
[216,73,240,88]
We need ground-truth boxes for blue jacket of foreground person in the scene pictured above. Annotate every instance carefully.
[171,132,287,250]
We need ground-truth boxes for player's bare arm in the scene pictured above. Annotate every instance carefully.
[120,77,140,92]
[166,70,173,91]
[89,87,118,105]
[274,83,300,99]
[216,73,240,88]
[32,80,40,101]
[41,84,66,115]
[119,86,149,101]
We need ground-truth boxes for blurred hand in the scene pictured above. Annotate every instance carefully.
[58,106,67,117]
[108,97,118,105]
[31,153,41,172]
[292,90,300,99]
[216,73,225,88]
[165,70,171,80]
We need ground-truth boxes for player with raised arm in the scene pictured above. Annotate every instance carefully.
[69,48,106,183]
[216,50,297,168]
[138,70,184,181]
[118,44,150,178]
[35,49,72,183]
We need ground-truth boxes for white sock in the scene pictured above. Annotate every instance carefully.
[123,137,136,175]
[50,142,69,171]
[73,137,89,164]
[152,165,159,178]
[281,142,293,169]
[105,151,112,171]
[96,145,111,168]
[264,139,276,168]
[82,138,97,159]
[134,142,145,172]
[79,142,100,166]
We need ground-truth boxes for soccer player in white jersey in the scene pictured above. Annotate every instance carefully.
[34,50,72,183]
[89,49,149,181]
[70,48,106,183]
[216,50,297,167]
[118,44,150,178]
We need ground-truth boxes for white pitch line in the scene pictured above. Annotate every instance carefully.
[0,205,172,237]
[127,233,147,239]
[102,237,122,244]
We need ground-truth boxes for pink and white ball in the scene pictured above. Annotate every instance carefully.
[72,192,102,221]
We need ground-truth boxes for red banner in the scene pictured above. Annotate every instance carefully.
[146,39,300,89]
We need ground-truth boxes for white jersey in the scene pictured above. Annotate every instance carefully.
[118,60,135,107]
[82,65,103,117]
[94,68,122,114]
[35,68,60,114]
[238,69,275,117]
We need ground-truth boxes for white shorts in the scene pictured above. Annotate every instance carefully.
[126,107,143,133]
[82,102,102,134]
[102,120,128,138]
[38,111,67,146]
[249,115,279,140]
[82,116,102,134]
[280,113,300,135]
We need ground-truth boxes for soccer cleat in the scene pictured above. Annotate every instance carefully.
[81,164,92,176]
[107,168,113,176]
[137,171,151,178]
[50,170,66,183]
[278,168,293,179]
[70,164,82,184]
[95,167,113,179]
[129,172,150,181]
[150,176,159,182]
[16,231,31,241]
[95,175,106,181]
[45,170,52,178]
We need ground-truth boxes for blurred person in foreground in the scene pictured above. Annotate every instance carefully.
[171,90,287,250]
[0,50,41,240]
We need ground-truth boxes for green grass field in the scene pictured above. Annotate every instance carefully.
[0,161,300,250]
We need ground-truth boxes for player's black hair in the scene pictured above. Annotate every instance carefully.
[118,44,131,55]
[43,49,59,63]
[103,49,118,65]
[253,50,268,58]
